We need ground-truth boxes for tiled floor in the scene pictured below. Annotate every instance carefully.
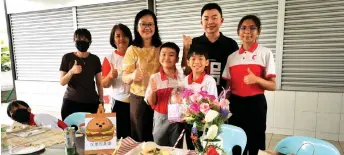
[266,133,344,154]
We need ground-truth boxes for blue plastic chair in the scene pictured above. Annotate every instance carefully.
[63,112,90,133]
[218,124,247,155]
[275,136,340,155]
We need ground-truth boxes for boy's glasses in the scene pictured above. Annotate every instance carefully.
[239,26,258,31]
[139,22,154,28]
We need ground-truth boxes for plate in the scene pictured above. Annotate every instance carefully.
[9,144,45,155]
[125,143,189,155]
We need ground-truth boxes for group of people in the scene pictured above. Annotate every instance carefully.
[6,3,276,155]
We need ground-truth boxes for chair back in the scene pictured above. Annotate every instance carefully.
[219,124,247,155]
[275,136,340,155]
[63,112,89,133]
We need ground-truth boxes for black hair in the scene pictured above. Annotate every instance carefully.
[237,15,262,34]
[7,100,30,117]
[187,46,209,60]
[74,28,92,42]
[109,23,133,49]
[201,3,223,18]
[132,9,162,48]
[160,42,180,57]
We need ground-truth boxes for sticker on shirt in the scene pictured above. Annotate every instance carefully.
[208,61,221,85]
[250,54,257,62]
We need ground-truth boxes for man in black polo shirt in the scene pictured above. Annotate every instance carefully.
[181,3,239,151]
[182,3,238,95]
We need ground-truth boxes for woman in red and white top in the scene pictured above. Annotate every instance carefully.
[101,23,132,139]
[222,15,276,155]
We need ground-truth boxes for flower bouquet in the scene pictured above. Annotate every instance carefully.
[180,88,231,155]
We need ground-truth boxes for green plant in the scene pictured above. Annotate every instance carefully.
[1,40,11,71]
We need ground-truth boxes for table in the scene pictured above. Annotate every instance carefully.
[1,135,85,155]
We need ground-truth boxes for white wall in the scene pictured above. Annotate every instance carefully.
[265,90,344,141]
[15,80,344,141]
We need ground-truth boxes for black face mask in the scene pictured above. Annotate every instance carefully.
[12,109,31,124]
[75,40,90,52]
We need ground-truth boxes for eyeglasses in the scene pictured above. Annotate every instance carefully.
[139,22,155,28]
[239,26,258,31]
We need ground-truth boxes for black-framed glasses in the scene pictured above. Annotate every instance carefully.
[239,26,258,31]
[139,22,154,28]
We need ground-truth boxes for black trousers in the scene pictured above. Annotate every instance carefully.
[129,93,154,142]
[61,98,99,121]
[228,94,267,155]
[112,99,131,139]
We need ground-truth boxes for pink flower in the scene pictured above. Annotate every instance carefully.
[200,103,210,114]
[199,90,209,97]
[218,99,229,109]
[190,103,200,113]
[207,95,216,101]
[181,89,193,98]
[212,100,220,106]
[190,93,202,103]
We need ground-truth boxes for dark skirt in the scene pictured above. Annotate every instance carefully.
[129,93,154,142]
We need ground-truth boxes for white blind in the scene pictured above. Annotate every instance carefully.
[282,0,344,92]
[10,8,75,81]
[76,0,147,62]
[156,0,279,68]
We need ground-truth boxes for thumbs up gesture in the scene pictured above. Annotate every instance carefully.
[183,35,192,50]
[244,68,257,84]
[132,68,144,82]
[71,60,82,75]
[109,63,118,79]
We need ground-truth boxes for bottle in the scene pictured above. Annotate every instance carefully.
[64,127,77,155]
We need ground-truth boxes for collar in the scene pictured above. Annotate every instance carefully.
[114,50,125,57]
[28,113,37,126]
[238,42,258,54]
[188,72,206,84]
[160,68,178,81]
[200,32,226,44]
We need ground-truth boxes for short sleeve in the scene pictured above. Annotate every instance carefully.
[207,76,218,99]
[123,45,137,73]
[102,57,111,77]
[35,114,61,131]
[265,49,276,79]
[144,74,155,104]
[95,55,102,74]
[59,54,69,72]
[221,56,231,80]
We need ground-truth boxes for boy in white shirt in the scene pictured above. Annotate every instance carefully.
[145,42,184,147]
[183,46,218,149]
[7,100,68,131]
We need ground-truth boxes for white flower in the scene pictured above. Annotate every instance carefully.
[183,116,195,122]
[205,110,219,122]
[206,125,218,139]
